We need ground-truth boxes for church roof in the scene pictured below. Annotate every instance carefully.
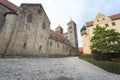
[0,0,18,12]
[50,29,66,40]
[86,13,120,27]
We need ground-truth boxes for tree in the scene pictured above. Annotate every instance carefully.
[91,25,120,53]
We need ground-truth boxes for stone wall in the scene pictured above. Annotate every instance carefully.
[49,30,71,56]
[0,13,17,57]
[67,22,78,48]
[6,4,50,57]
[49,39,70,57]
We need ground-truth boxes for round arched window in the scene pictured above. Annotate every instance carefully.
[27,14,32,23]
[42,22,46,29]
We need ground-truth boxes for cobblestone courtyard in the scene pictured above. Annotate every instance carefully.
[0,57,120,80]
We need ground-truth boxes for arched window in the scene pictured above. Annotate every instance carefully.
[27,14,32,22]
[50,42,52,46]
[57,43,59,48]
[39,46,42,51]
[38,8,41,14]
[23,42,27,49]
[42,22,45,29]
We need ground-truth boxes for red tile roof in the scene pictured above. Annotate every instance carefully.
[109,13,120,20]
[62,32,68,36]
[50,29,67,40]
[78,47,83,53]
[86,13,120,27]
[0,0,18,12]
[86,21,93,27]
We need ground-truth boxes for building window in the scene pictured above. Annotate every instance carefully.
[38,8,41,14]
[39,46,42,51]
[112,22,116,26]
[70,31,72,34]
[23,42,27,49]
[41,35,42,39]
[103,18,105,20]
[105,24,109,27]
[69,26,72,30]
[57,43,59,48]
[27,14,32,22]
[42,22,46,29]
[97,19,99,22]
[50,34,52,38]
[45,37,46,40]
[50,42,52,46]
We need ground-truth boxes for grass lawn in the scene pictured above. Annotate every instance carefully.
[79,55,120,74]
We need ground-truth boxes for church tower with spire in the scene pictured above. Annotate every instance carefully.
[67,19,78,48]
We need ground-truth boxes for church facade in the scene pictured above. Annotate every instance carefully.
[0,0,78,57]
[81,13,120,54]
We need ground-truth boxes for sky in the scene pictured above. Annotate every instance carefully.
[9,0,120,47]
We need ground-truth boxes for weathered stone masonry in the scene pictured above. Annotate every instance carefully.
[0,0,78,57]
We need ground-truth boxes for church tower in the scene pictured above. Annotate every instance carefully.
[67,19,78,48]
[55,25,63,34]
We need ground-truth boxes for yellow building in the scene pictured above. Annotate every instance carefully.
[81,13,120,54]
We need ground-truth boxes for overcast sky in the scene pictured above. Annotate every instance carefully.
[9,0,120,47]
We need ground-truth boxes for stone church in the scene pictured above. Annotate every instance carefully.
[0,0,78,57]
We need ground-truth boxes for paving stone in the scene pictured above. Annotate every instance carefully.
[0,57,120,80]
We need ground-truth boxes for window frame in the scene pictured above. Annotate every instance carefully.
[27,14,32,23]
[112,22,116,26]
[105,24,109,27]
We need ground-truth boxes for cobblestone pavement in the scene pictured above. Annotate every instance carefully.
[0,57,120,80]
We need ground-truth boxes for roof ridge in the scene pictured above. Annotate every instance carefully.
[0,0,18,12]
[86,13,120,27]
